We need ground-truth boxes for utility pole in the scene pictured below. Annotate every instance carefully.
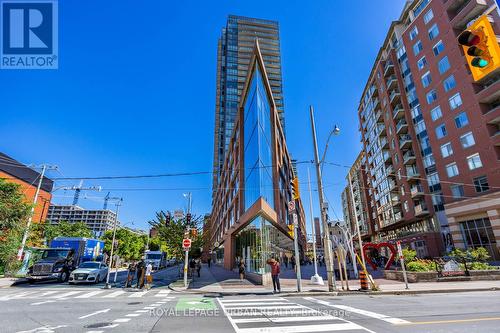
[308,168,323,285]
[183,193,192,288]
[104,198,122,289]
[309,105,336,292]
[17,164,58,260]
[348,172,366,269]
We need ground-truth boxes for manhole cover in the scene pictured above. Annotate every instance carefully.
[127,302,142,305]
[85,322,113,329]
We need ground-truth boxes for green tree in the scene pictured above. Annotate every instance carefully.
[102,228,147,262]
[0,179,32,275]
[148,211,203,260]
[43,221,93,243]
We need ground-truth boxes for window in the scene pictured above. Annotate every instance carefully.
[433,40,444,56]
[440,142,453,158]
[423,153,435,168]
[449,93,463,110]
[417,56,427,70]
[446,163,459,177]
[473,176,489,193]
[428,23,439,40]
[460,132,475,148]
[443,75,456,92]
[451,184,464,198]
[454,112,469,128]
[430,106,442,121]
[413,40,423,56]
[435,124,447,139]
[423,9,434,24]
[427,172,440,186]
[426,89,437,104]
[438,56,451,74]
[415,120,426,134]
[421,71,432,88]
[467,153,483,170]
[460,217,497,258]
[410,26,419,40]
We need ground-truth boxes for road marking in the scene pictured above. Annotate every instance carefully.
[135,310,149,313]
[155,290,171,297]
[99,324,119,329]
[220,298,285,303]
[304,297,410,325]
[0,291,36,300]
[30,300,56,306]
[237,323,367,332]
[78,308,111,319]
[222,302,292,307]
[113,318,130,323]
[143,306,156,309]
[50,291,82,299]
[125,313,141,317]
[103,290,125,298]
[232,315,341,324]
[128,291,148,298]
[222,305,306,311]
[86,331,104,333]
[399,317,500,325]
[75,291,105,299]
[16,325,67,333]
[40,291,59,297]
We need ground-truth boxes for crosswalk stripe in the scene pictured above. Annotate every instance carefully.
[3,291,38,300]
[75,291,105,299]
[232,315,341,324]
[154,290,170,297]
[222,305,305,311]
[40,291,59,297]
[50,291,82,299]
[237,323,364,332]
[220,298,285,303]
[223,302,291,307]
[103,291,126,298]
[228,309,320,317]
[128,291,149,298]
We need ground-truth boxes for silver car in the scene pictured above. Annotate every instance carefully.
[69,261,108,284]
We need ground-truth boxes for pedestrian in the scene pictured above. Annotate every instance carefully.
[136,258,145,289]
[207,257,211,268]
[291,255,296,272]
[284,256,288,269]
[267,258,281,293]
[238,259,245,280]
[145,261,153,290]
[196,259,202,278]
[126,261,137,288]
[189,258,196,278]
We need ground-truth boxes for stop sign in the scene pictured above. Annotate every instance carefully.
[183,239,192,248]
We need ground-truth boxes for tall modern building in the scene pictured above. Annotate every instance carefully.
[213,15,285,192]
[209,41,306,285]
[352,0,500,259]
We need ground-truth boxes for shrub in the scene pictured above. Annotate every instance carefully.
[468,261,496,270]
[470,247,490,262]
[406,259,435,272]
[402,247,417,262]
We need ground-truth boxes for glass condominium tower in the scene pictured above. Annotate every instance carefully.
[213,15,285,192]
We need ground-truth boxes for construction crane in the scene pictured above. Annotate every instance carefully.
[103,192,111,210]
[60,180,102,206]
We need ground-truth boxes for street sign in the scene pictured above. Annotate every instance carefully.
[288,200,296,213]
[396,241,403,260]
[174,210,184,220]
[292,212,298,225]
[183,238,192,248]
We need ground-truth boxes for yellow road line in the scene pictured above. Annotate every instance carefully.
[398,317,500,325]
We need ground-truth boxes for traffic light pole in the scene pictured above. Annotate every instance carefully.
[310,105,336,292]
[183,193,192,288]
[292,211,302,292]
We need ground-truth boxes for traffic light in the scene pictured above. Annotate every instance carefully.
[186,213,192,224]
[165,212,171,226]
[287,224,294,238]
[291,177,300,200]
[191,229,198,238]
[457,15,500,81]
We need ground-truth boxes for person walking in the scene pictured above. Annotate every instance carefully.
[189,258,196,278]
[196,259,202,278]
[291,255,296,272]
[145,261,153,290]
[267,258,281,293]
[238,259,245,280]
[136,259,145,289]
[125,261,137,288]
[284,256,288,269]
[207,257,211,268]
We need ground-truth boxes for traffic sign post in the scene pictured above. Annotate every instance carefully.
[396,241,409,290]
[183,237,192,288]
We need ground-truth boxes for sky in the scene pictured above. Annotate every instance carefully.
[1,0,407,234]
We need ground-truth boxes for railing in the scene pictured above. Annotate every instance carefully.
[403,150,416,163]
[396,119,408,132]
[411,185,424,195]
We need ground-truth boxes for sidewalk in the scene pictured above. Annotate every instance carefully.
[169,263,500,296]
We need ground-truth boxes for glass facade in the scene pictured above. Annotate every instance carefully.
[243,66,274,210]
[234,215,293,275]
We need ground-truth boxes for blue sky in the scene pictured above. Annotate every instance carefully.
[0,0,406,233]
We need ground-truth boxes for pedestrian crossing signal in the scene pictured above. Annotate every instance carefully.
[457,15,500,81]
[291,177,300,200]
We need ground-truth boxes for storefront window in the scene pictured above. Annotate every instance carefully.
[460,218,498,260]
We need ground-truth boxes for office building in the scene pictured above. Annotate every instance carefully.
[213,15,285,192]
[0,152,53,223]
[209,40,306,285]
[354,0,500,258]
[47,205,120,238]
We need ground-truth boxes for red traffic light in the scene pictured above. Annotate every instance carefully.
[458,30,481,46]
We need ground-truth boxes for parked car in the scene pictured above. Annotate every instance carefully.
[167,258,177,267]
[69,261,108,284]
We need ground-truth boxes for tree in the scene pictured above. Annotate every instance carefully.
[43,221,93,242]
[102,228,147,262]
[148,211,203,260]
[0,179,32,275]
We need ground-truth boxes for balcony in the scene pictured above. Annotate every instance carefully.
[376,123,386,137]
[449,0,488,30]
[380,136,389,148]
[386,165,395,178]
[392,104,405,119]
[406,166,420,183]
[388,180,397,191]
[375,109,383,123]
[389,89,401,105]
[477,76,500,102]
[396,119,408,134]
[414,203,429,216]
[386,75,398,89]
[403,150,416,165]
[410,185,424,198]
[399,134,412,150]
[391,193,401,205]
[382,150,392,163]
[384,61,394,76]
[373,98,380,110]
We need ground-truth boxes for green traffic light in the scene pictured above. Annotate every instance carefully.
[471,57,489,68]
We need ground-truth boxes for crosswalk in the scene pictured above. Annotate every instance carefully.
[0,288,173,302]
[217,297,373,333]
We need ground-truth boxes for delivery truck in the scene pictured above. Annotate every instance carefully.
[26,237,104,283]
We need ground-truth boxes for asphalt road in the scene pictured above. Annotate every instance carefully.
[1,274,499,333]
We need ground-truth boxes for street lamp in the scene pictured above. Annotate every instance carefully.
[309,105,339,292]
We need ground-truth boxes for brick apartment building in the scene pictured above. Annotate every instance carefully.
[346,0,500,259]
[0,153,53,223]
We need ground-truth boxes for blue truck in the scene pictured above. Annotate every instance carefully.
[26,237,104,283]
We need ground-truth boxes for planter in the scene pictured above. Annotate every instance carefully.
[384,269,500,282]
